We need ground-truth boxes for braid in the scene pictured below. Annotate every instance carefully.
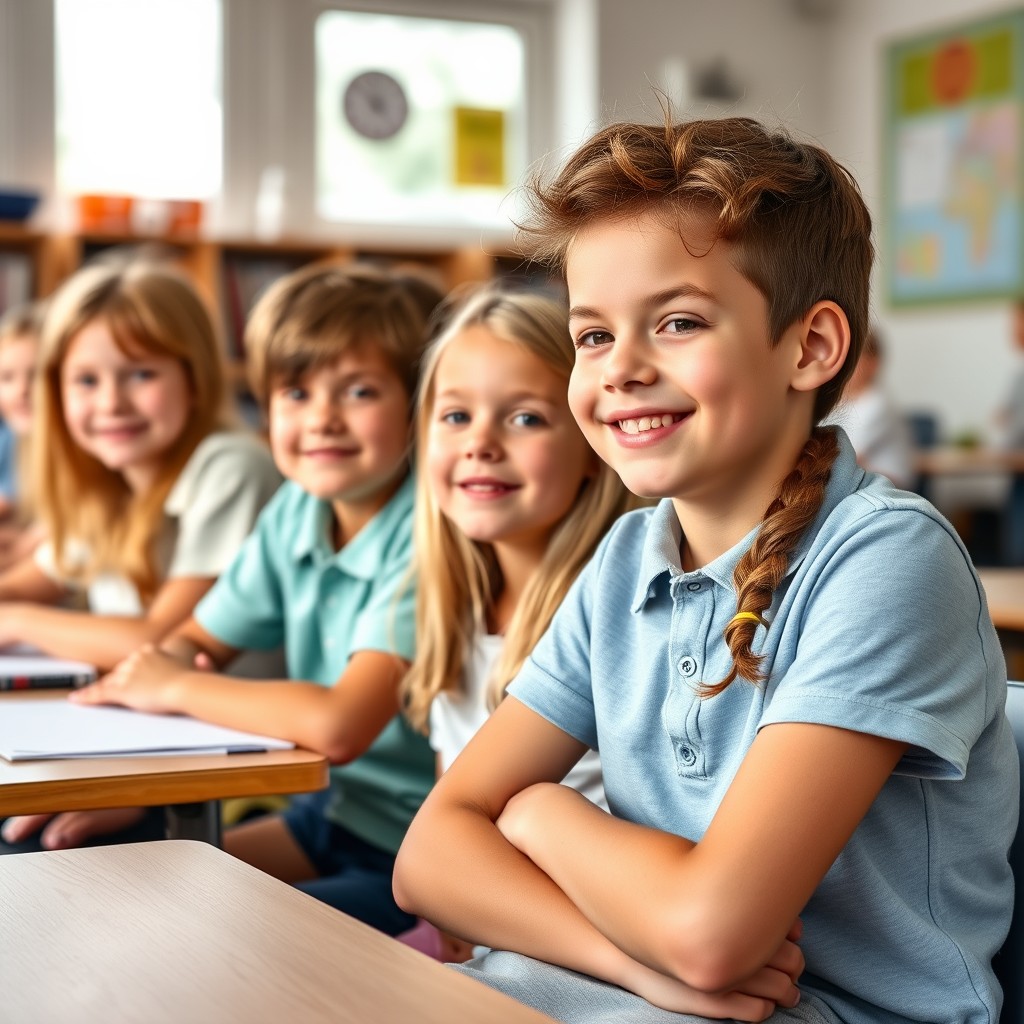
[699,427,840,698]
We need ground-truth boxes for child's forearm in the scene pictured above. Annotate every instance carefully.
[159,672,361,755]
[394,795,792,1018]
[0,555,66,605]
[0,603,167,669]
[395,795,644,986]
[495,783,702,979]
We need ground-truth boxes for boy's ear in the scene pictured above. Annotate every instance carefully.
[790,300,850,393]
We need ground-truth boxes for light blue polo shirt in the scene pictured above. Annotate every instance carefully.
[0,419,16,499]
[195,473,434,854]
[509,429,1018,1024]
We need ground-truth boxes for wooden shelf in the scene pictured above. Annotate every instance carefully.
[0,226,518,375]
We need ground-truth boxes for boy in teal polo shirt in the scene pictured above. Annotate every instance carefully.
[75,264,441,934]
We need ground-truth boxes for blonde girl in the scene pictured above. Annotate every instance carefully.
[405,287,633,802]
[395,117,1016,1024]
[0,260,280,666]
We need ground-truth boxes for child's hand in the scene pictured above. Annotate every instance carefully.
[620,918,803,1021]
[1,808,147,849]
[70,644,187,714]
[437,929,477,964]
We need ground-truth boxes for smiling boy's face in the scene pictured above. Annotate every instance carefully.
[268,343,411,532]
[565,210,817,533]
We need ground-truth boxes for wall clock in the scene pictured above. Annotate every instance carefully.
[342,70,409,141]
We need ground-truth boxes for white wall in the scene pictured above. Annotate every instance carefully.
[821,0,1021,440]
[596,0,832,138]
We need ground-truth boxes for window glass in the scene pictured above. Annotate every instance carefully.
[316,11,526,228]
[55,0,222,199]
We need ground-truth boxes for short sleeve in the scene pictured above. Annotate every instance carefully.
[349,553,416,662]
[167,435,281,579]
[193,493,287,651]
[507,532,612,750]
[760,505,995,780]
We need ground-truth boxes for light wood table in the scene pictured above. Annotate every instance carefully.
[2,841,555,1023]
[979,568,1024,633]
[914,447,1024,478]
[0,690,328,844]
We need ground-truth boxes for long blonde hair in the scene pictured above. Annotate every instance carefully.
[35,261,229,601]
[402,286,637,732]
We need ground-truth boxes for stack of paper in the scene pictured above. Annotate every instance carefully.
[0,700,295,761]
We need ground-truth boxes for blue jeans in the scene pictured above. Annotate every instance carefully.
[278,790,415,936]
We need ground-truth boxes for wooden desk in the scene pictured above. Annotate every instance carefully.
[914,447,1024,478]
[979,568,1024,633]
[0,690,328,844]
[2,841,555,1023]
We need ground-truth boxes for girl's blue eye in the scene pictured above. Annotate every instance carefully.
[441,410,469,426]
[130,368,158,381]
[284,387,307,401]
[512,412,545,428]
[347,385,377,400]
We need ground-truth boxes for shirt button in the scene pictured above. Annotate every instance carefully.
[686,581,702,592]
[677,656,697,677]
[679,745,697,766]
[324,638,335,648]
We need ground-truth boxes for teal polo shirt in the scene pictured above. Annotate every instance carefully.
[195,473,433,854]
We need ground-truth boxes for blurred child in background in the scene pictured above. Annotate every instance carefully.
[0,301,45,568]
[0,260,281,852]
[828,328,914,488]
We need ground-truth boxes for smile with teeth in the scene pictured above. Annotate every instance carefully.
[616,413,684,434]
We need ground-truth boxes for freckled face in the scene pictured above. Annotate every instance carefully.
[427,324,594,559]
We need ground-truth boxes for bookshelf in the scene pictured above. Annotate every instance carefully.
[0,222,514,373]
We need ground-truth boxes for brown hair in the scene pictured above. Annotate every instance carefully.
[522,116,874,695]
[244,262,443,408]
[36,261,229,600]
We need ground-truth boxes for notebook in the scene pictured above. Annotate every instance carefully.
[0,646,98,691]
[0,700,295,760]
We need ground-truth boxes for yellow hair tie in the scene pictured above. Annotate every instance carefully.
[729,611,767,629]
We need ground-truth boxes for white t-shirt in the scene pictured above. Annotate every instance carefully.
[36,431,281,615]
[430,630,608,809]
[829,387,914,489]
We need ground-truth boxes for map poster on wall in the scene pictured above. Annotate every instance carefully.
[885,10,1024,306]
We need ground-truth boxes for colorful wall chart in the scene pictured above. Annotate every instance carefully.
[885,11,1024,305]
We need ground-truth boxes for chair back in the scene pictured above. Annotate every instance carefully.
[995,680,1024,1021]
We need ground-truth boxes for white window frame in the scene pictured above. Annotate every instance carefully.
[220,0,596,246]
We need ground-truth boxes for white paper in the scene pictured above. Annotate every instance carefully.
[0,700,295,760]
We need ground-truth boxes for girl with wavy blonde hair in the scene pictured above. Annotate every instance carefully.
[396,117,1016,1024]
[0,260,280,671]
[403,286,634,757]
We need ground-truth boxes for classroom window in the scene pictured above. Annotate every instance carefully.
[316,10,527,229]
[55,0,223,200]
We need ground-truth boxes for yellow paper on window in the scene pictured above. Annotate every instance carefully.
[454,107,505,187]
